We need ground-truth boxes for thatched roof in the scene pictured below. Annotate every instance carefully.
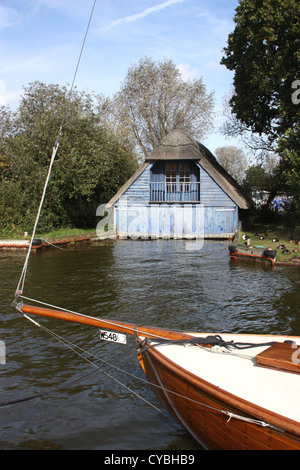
[107,129,252,209]
[146,129,201,161]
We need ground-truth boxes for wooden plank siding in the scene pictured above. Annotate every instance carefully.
[198,163,236,207]
[115,164,152,207]
[197,162,238,238]
[114,162,238,239]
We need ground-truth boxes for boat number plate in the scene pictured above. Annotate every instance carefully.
[100,330,127,345]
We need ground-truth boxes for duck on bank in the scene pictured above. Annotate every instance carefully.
[230,227,300,267]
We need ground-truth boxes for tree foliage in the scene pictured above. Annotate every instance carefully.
[276,126,300,213]
[0,82,138,235]
[221,0,300,219]
[111,57,215,159]
[221,0,300,139]
[242,164,273,194]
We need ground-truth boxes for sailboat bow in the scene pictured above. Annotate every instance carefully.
[11,301,300,450]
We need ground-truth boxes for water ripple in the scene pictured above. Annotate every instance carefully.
[1,240,299,449]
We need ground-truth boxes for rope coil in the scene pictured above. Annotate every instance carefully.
[137,334,278,355]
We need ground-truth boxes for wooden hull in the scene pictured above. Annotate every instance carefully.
[138,339,300,450]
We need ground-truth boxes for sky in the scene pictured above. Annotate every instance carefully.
[0,0,242,154]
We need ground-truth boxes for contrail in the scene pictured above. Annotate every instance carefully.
[103,0,185,30]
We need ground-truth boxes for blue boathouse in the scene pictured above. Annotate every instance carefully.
[106,130,252,239]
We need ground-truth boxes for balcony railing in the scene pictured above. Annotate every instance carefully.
[149,182,200,202]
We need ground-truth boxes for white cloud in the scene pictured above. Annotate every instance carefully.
[0,5,20,30]
[0,78,23,107]
[177,63,199,81]
[3,89,23,108]
[102,0,185,30]
[0,80,6,105]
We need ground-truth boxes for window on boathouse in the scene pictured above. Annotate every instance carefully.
[150,161,200,202]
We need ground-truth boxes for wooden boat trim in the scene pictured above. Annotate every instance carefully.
[256,342,300,374]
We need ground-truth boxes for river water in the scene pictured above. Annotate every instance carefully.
[1,239,300,450]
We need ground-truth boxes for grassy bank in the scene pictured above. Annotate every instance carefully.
[0,227,96,241]
[238,224,300,263]
[2,224,300,264]
[35,228,97,241]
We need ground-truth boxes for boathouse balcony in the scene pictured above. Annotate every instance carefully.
[149,161,200,203]
[149,181,200,202]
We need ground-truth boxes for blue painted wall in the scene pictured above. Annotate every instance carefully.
[114,162,239,238]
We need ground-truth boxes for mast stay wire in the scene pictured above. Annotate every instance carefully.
[0,312,161,412]
[15,0,97,299]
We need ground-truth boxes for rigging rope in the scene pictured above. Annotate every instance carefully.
[40,238,68,250]
[15,135,61,297]
[137,335,278,355]
[1,312,160,412]
[15,0,97,299]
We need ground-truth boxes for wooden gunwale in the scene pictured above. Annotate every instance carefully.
[140,343,300,450]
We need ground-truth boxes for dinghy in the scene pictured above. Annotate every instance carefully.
[12,302,300,450]
[229,244,277,267]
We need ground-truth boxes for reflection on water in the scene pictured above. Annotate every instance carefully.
[1,240,299,449]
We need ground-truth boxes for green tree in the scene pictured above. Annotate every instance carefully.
[111,56,214,159]
[276,126,300,215]
[221,0,300,139]
[221,0,300,220]
[0,82,138,234]
[242,164,272,194]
